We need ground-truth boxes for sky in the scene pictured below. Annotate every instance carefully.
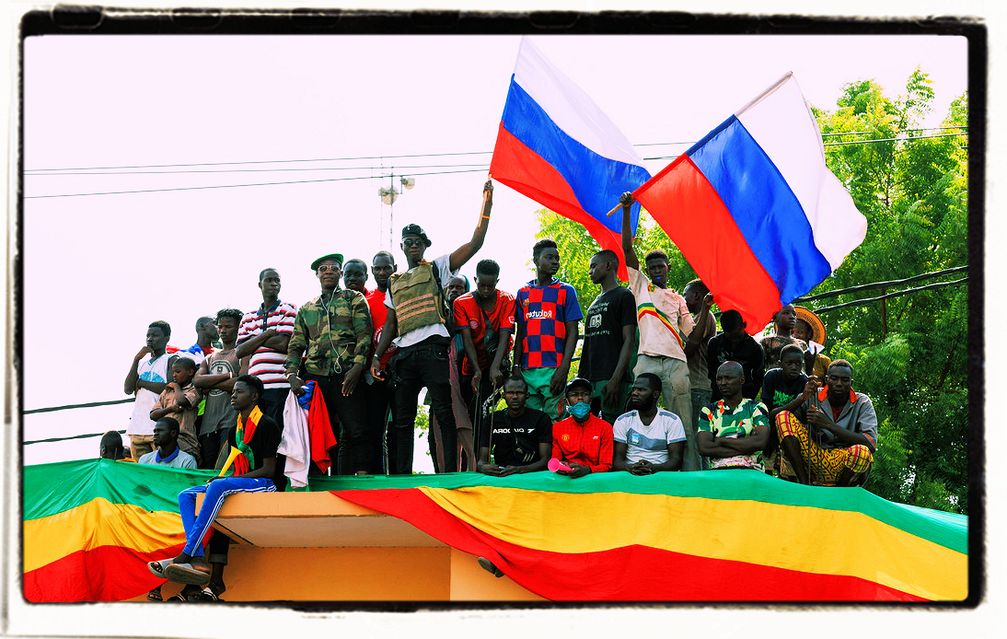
[20,33,968,466]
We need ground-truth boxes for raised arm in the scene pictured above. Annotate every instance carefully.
[619,192,639,271]
[449,180,493,272]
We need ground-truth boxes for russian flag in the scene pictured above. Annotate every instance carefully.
[633,73,867,333]
[490,38,651,281]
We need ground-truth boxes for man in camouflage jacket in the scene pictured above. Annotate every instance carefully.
[286,253,373,475]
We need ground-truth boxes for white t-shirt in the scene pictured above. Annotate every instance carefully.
[127,353,171,437]
[613,408,686,464]
[385,254,456,348]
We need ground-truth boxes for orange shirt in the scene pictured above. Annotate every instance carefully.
[551,414,614,473]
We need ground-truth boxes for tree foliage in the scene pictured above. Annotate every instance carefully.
[532,69,969,513]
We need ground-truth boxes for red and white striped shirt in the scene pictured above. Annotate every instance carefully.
[237,300,298,389]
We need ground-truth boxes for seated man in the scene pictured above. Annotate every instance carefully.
[476,375,551,476]
[137,417,196,601]
[613,373,686,474]
[138,418,198,469]
[775,360,876,487]
[793,306,832,378]
[759,304,808,371]
[150,357,203,466]
[98,431,128,460]
[697,361,770,471]
[551,378,614,478]
[147,374,279,599]
[760,344,809,473]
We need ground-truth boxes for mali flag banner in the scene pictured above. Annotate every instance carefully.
[330,470,967,602]
[23,460,967,602]
[23,459,210,602]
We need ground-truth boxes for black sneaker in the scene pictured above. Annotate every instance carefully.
[477,556,504,578]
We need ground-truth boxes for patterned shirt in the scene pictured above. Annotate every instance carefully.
[516,279,583,370]
[285,288,372,377]
[627,267,694,362]
[237,300,298,389]
[698,398,769,470]
[759,334,808,372]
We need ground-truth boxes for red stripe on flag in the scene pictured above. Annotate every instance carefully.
[334,488,923,602]
[634,155,783,333]
[491,123,630,281]
[23,543,184,602]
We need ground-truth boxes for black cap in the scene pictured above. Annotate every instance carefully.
[401,224,432,247]
[565,377,593,395]
[310,253,344,271]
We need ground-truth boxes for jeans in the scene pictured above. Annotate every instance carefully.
[178,477,275,556]
[390,338,455,474]
[306,372,370,475]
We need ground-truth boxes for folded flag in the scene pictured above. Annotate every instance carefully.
[490,38,651,281]
[633,73,867,332]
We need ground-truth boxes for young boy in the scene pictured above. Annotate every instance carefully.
[150,357,202,466]
[760,344,810,474]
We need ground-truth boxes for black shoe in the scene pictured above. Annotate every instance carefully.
[477,556,504,578]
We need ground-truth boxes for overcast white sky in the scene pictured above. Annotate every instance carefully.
[20,33,967,465]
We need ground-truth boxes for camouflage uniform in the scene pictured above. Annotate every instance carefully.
[286,288,373,475]
[285,289,372,377]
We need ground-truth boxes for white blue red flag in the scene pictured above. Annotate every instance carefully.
[490,38,651,280]
[633,73,867,332]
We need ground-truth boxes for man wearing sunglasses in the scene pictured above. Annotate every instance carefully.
[371,180,494,474]
[285,253,373,475]
[774,360,877,487]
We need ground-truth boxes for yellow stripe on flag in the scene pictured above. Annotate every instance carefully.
[417,486,967,601]
[24,498,185,573]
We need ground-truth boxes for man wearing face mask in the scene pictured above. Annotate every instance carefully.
[551,378,614,478]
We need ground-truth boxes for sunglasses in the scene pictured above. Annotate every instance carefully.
[402,238,425,248]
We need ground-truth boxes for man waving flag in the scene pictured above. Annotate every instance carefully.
[490,38,651,281]
[631,73,867,332]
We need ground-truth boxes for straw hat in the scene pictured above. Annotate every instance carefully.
[794,306,827,344]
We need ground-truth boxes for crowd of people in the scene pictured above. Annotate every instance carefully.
[102,182,878,601]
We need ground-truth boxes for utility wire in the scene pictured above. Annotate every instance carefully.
[25,127,969,174]
[25,132,968,199]
[25,167,490,200]
[25,162,492,177]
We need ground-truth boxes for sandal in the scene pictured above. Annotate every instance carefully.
[163,562,211,586]
[167,592,188,602]
[147,558,173,578]
[146,588,163,602]
[188,585,223,602]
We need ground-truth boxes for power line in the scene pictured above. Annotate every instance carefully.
[24,162,492,177]
[25,132,968,199]
[813,277,967,314]
[25,150,496,173]
[25,127,969,174]
[822,132,967,147]
[641,131,967,160]
[25,167,490,200]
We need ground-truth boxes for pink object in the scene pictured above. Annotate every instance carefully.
[548,458,572,473]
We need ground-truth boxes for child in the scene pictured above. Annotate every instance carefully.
[150,357,203,465]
